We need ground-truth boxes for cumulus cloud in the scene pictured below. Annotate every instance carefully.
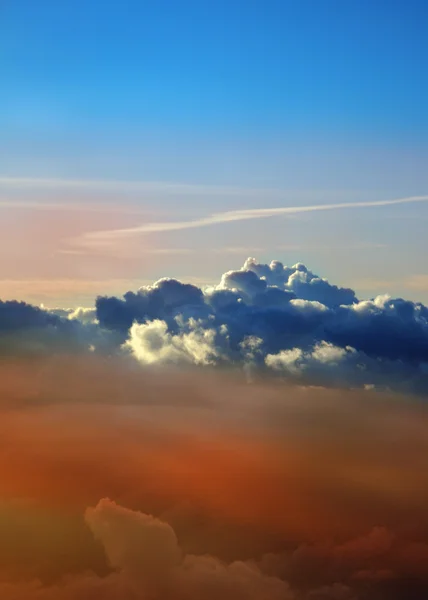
[125,319,226,366]
[92,258,428,395]
[0,300,88,355]
[1,257,428,394]
[68,307,98,324]
[0,498,291,600]
[84,498,291,600]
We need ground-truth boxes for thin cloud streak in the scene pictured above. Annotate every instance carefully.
[0,176,290,198]
[0,199,156,215]
[353,274,428,293]
[277,242,388,252]
[81,194,428,242]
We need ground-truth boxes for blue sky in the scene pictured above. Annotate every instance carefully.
[1,0,428,305]
[2,0,427,139]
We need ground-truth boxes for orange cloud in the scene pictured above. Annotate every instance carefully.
[0,358,428,598]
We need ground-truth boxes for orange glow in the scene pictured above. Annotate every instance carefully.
[1,358,428,598]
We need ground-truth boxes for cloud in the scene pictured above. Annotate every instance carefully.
[0,496,291,600]
[0,278,153,304]
[85,498,291,600]
[1,257,428,394]
[67,307,98,324]
[77,194,428,243]
[86,499,182,585]
[96,277,207,334]
[0,175,287,197]
[0,300,87,355]
[92,257,428,394]
[394,274,428,293]
[0,360,428,598]
[125,319,225,366]
[0,200,150,214]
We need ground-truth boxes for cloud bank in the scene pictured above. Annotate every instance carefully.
[1,258,428,395]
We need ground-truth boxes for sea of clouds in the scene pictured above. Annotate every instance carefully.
[2,257,428,396]
[0,357,428,600]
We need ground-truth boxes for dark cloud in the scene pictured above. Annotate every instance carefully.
[92,258,428,395]
[0,300,87,355]
[96,278,206,334]
[0,300,59,332]
[242,258,357,307]
[1,258,428,394]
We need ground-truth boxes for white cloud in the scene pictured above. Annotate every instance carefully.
[125,319,225,366]
[77,194,428,243]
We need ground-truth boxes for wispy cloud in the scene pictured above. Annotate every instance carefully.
[58,245,267,259]
[0,199,156,214]
[405,274,428,291]
[77,194,428,243]
[277,242,388,252]
[0,176,289,198]
[0,278,150,303]
[350,274,428,295]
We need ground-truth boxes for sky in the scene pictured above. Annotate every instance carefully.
[1,0,428,306]
[3,5,428,598]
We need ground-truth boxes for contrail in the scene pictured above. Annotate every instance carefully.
[83,194,428,240]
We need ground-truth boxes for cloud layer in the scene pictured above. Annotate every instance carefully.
[0,358,428,599]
